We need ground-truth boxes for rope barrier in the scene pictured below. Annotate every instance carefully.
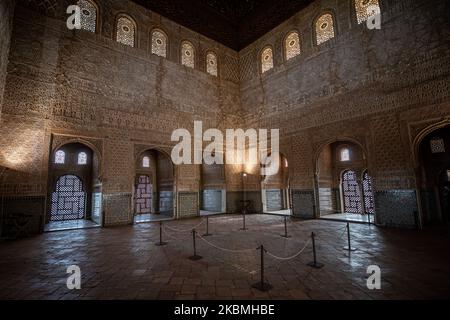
[265,238,311,261]
[163,219,205,233]
[196,233,256,254]
[162,225,187,240]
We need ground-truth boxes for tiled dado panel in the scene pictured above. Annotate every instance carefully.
[375,190,418,229]
[292,190,315,219]
[159,191,174,215]
[0,195,46,237]
[266,189,283,211]
[226,191,263,214]
[103,193,132,226]
[178,192,198,218]
[201,189,222,212]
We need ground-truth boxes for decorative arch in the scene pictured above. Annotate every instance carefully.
[206,51,218,76]
[284,30,301,61]
[314,11,336,45]
[412,117,450,169]
[150,28,168,57]
[260,46,274,74]
[115,14,137,47]
[314,137,367,174]
[181,40,195,68]
[77,0,100,33]
[52,138,103,175]
[353,0,381,24]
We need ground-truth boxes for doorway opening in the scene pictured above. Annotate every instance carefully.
[261,153,291,216]
[46,142,101,231]
[200,161,226,216]
[417,126,450,227]
[134,149,174,223]
[316,141,374,223]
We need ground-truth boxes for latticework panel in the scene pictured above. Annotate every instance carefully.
[342,170,362,214]
[135,175,152,214]
[51,175,86,221]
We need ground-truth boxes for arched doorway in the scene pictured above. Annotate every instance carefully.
[46,142,101,231]
[261,153,291,215]
[134,149,174,222]
[316,140,374,223]
[417,125,450,226]
[200,161,226,215]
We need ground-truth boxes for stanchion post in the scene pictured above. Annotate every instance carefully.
[189,229,202,260]
[281,215,291,238]
[240,210,248,231]
[367,213,371,225]
[155,221,167,246]
[202,216,212,237]
[251,245,272,291]
[307,232,324,268]
[343,222,357,252]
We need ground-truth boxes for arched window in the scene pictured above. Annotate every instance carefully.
[354,0,381,24]
[55,150,65,164]
[261,47,274,74]
[340,147,350,162]
[181,41,195,68]
[151,29,167,58]
[116,16,136,47]
[142,156,150,168]
[285,31,301,61]
[77,0,97,33]
[315,13,335,45]
[78,152,87,165]
[342,170,363,214]
[362,170,375,214]
[206,52,218,76]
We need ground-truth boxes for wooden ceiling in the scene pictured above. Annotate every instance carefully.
[131,0,314,50]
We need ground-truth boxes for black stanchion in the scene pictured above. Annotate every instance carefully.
[251,245,272,291]
[202,216,212,237]
[281,216,291,238]
[307,232,324,269]
[189,229,202,261]
[155,221,167,246]
[367,213,371,225]
[343,222,357,252]
[240,211,248,231]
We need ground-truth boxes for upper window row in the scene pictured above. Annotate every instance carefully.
[77,0,218,76]
[55,150,88,165]
[260,0,381,74]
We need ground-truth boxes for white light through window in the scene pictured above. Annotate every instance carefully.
[142,156,150,168]
[340,148,350,162]
[55,150,65,164]
[78,152,87,165]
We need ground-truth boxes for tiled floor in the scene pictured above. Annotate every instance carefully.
[1,214,449,300]
[44,219,100,232]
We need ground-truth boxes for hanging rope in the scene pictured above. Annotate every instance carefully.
[196,233,256,254]
[265,238,311,261]
[163,219,205,233]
